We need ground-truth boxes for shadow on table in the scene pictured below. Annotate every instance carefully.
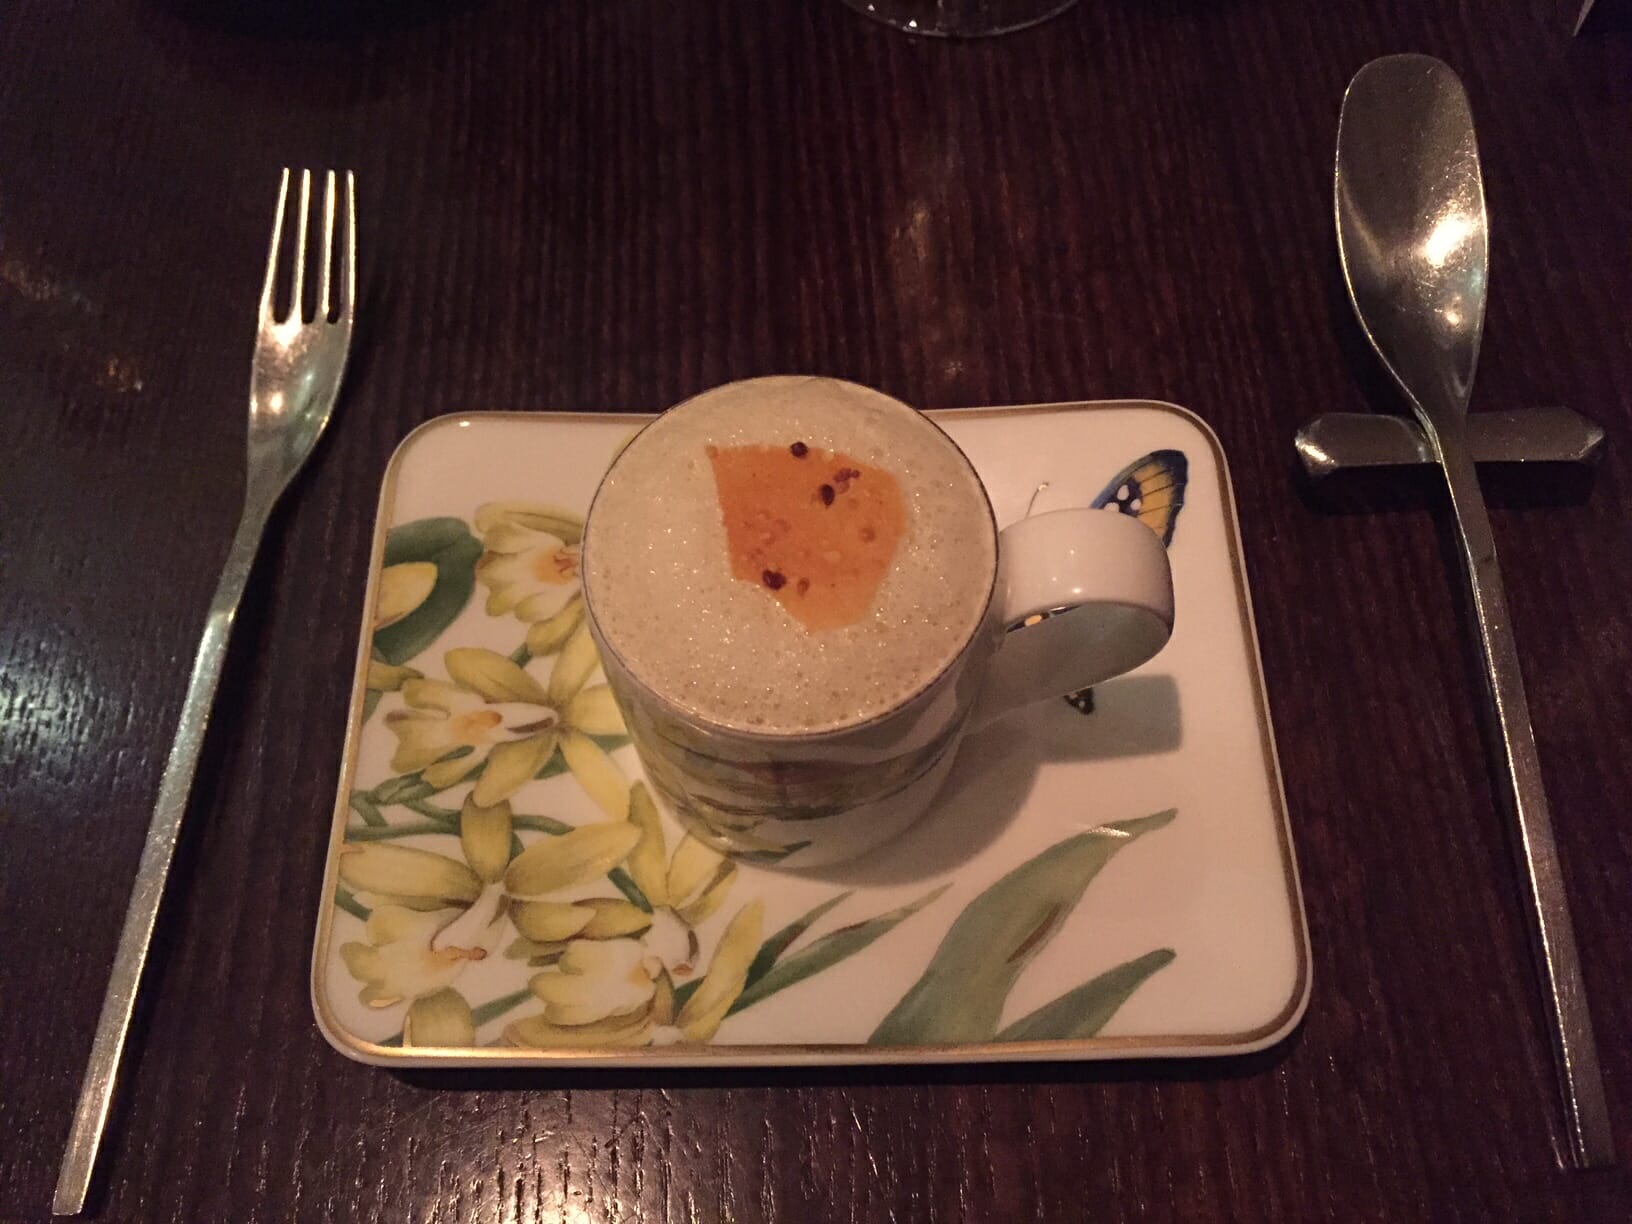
[149,0,491,40]
[786,673,1182,887]
[138,0,502,111]
[1290,447,1603,516]
[1099,0,1261,16]
[392,1023,1301,1096]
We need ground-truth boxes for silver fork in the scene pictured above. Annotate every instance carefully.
[53,168,356,1217]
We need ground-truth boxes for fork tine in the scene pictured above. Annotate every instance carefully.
[289,169,312,322]
[343,170,357,323]
[259,168,291,322]
[319,170,337,319]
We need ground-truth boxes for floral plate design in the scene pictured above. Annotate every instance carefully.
[312,401,1309,1066]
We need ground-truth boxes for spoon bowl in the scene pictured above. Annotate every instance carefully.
[1337,54,1489,429]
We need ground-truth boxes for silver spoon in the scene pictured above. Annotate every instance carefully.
[1336,55,1612,1168]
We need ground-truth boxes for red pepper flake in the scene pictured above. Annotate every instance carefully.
[790,441,809,458]
[762,569,786,590]
[859,525,876,543]
[818,484,835,506]
[796,577,810,595]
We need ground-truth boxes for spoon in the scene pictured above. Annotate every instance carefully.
[1336,55,1613,1168]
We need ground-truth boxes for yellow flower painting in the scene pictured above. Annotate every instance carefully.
[332,502,1178,1054]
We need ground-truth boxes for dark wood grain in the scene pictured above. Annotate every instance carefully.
[3,0,1631,1219]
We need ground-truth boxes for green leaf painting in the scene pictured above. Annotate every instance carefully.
[996,948,1176,1041]
[744,891,855,991]
[730,884,951,1017]
[373,517,482,666]
[872,810,1176,1044]
[668,884,947,1017]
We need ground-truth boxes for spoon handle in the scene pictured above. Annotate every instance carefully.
[53,503,270,1215]
[1435,428,1614,1168]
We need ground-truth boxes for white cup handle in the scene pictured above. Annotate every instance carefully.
[970,508,1175,729]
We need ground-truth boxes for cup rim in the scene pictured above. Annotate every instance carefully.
[581,375,1000,742]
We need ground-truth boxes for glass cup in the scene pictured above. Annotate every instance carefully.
[581,377,1172,867]
[838,0,1082,38]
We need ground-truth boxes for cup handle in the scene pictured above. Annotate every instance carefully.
[969,508,1175,729]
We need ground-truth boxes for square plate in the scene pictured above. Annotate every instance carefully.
[312,401,1309,1066]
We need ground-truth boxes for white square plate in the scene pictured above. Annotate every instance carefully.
[312,401,1309,1066]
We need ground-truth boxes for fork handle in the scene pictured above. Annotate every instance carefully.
[1433,424,1615,1169]
[54,504,270,1216]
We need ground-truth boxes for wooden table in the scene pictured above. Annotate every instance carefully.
[4,1,1630,1219]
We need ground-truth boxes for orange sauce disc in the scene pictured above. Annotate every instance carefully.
[707,442,905,630]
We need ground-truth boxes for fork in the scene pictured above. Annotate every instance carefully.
[53,168,355,1216]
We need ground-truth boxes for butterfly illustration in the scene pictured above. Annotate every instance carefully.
[1089,449,1188,545]
[1064,449,1188,713]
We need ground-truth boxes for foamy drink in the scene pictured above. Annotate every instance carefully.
[583,377,997,734]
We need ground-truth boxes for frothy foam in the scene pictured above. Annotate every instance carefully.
[583,377,997,733]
